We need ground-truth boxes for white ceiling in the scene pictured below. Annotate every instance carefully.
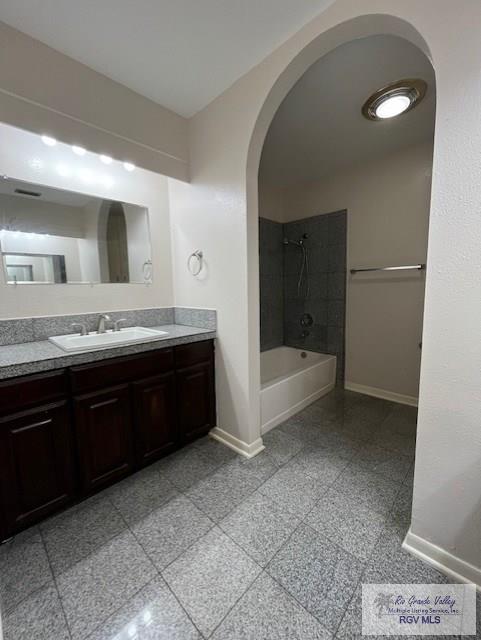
[0,0,335,117]
[260,35,436,184]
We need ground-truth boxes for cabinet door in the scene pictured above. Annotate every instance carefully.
[176,361,215,443]
[133,372,177,466]
[74,384,133,492]
[0,401,75,534]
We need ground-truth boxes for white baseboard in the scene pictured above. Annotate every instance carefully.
[209,427,265,459]
[403,528,481,590]
[344,381,418,407]
[261,381,335,435]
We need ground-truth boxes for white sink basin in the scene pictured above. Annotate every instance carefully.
[49,327,169,353]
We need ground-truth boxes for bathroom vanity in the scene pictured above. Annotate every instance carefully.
[0,337,215,541]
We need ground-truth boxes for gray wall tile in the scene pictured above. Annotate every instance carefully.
[259,218,284,351]
[261,209,347,381]
[328,272,346,301]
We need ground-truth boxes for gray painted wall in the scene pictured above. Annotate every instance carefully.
[259,211,346,381]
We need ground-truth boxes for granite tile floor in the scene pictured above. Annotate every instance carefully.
[1,389,478,639]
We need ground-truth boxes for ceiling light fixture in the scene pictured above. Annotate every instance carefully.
[123,162,135,172]
[41,135,57,147]
[72,145,86,156]
[362,79,427,121]
[100,154,113,165]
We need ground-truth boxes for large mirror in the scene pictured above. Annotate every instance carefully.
[0,177,152,284]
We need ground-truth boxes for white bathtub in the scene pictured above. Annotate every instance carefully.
[260,346,336,434]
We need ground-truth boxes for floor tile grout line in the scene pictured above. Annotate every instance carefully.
[133,464,290,638]
[137,496,217,575]
[85,491,208,640]
[264,568,334,637]
[80,498,163,640]
[59,495,163,640]
[115,494,210,640]
[211,494,346,635]
[203,563,264,639]
[44,514,128,582]
[0,527,66,618]
[70,490,199,640]
[330,503,413,638]
[37,526,74,640]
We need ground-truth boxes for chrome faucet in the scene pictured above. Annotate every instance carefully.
[96,314,111,334]
[71,322,88,336]
[113,318,127,332]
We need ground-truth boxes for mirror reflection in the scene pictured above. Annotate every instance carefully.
[0,177,152,284]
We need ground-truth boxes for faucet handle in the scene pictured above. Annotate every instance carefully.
[113,318,127,332]
[71,322,88,336]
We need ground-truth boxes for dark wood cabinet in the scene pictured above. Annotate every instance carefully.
[177,361,215,443]
[74,384,134,492]
[133,372,177,465]
[0,401,75,532]
[0,339,215,539]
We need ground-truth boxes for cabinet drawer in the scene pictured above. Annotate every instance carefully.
[70,348,174,393]
[175,340,213,369]
[0,370,68,416]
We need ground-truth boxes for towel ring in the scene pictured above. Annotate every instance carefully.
[142,259,153,282]
[187,250,203,276]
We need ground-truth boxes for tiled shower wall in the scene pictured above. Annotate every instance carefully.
[259,211,346,381]
[259,218,284,351]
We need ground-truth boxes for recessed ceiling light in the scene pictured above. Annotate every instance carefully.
[123,162,135,172]
[100,154,113,164]
[41,135,57,147]
[72,145,86,156]
[362,79,427,121]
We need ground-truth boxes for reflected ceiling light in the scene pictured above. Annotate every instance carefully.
[72,145,86,156]
[362,79,427,121]
[123,162,135,172]
[41,135,57,147]
[100,154,112,164]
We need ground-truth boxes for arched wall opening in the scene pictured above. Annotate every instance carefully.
[256,33,435,432]
[245,13,433,445]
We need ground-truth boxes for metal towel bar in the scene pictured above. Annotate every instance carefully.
[350,264,425,274]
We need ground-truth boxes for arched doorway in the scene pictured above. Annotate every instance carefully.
[245,14,434,445]
[257,34,435,432]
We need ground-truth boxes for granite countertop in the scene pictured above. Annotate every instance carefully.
[0,324,216,380]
